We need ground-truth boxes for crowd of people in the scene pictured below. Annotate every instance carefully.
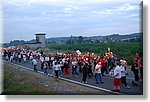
[0,46,143,92]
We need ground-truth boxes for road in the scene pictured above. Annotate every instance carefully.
[3,59,143,95]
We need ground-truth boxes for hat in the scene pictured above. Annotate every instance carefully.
[98,62,101,65]
[86,58,88,61]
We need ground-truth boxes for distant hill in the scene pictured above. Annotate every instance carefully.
[45,32,142,43]
[4,33,142,47]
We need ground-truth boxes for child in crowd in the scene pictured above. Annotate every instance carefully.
[54,61,61,80]
[120,61,130,89]
[112,62,121,92]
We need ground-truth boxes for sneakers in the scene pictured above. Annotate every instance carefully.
[125,85,130,89]
[82,81,87,84]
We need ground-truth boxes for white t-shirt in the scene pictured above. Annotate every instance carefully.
[30,56,33,60]
[95,64,101,73]
[23,55,26,58]
[72,61,77,66]
[18,55,21,58]
[120,66,126,77]
[45,57,49,61]
[114,65,121,79]
[40,56,44,62]
[51,57,54,61]
[62,58,66,63]
[54,64,61,70]
[32,59,37,65]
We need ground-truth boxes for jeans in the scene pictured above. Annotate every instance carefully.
[95,73,103,83]
[72,66,78,75]
[44,68,48,75]
[34,65,37,72]
[59,69,63,76]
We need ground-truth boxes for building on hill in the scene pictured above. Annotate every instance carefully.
[24,33,46,49]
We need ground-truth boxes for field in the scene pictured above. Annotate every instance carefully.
[45,42,143,65]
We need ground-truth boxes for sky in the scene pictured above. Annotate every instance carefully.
[2,0,142,43]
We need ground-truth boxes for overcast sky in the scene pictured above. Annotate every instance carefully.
[2,0,142,43]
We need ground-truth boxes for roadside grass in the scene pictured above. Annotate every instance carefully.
[2,64,55,95]
[1,62,113,95]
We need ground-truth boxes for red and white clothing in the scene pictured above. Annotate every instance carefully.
[114,65,121,79]
[113,65,121,86]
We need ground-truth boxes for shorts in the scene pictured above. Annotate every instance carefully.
[114,78,121,86]
[64,68,70,75]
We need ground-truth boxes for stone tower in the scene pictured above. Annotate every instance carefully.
[35,33,46,47]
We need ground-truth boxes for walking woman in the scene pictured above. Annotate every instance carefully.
[64,60,70,78]
[82,61,88,84]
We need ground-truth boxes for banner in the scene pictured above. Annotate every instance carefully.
[76,50,81,55]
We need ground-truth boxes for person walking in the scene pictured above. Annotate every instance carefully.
[82,61,88,84]
[64,60,70,78]
[18,53,21,63]
[40,55,44,71]
[120,61,130,89]
[43,60,48,75]
[54,61,61,80]
[88,61,93,78]
[131,62,139,86]
[32,57,38,72]
[72,59,78,77]
[45,55,50,68]
[112,62,121,92]
[23,54,27,63]
[95,62,104,84]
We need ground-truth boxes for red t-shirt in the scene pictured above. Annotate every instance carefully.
[100,59,106,68]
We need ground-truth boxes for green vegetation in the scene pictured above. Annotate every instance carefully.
[2,64,54,95]
[46,42,143,65]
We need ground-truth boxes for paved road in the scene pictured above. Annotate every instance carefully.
[3,59,143,95]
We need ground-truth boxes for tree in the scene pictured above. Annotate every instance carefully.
[66,39,74,45]
[78,36,83,44]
